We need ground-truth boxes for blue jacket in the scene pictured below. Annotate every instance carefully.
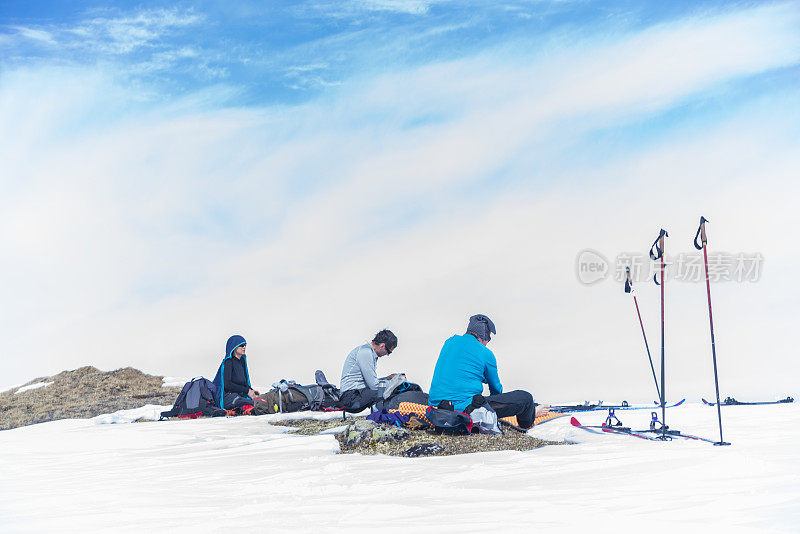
[428,334,503,412]
[212,335,251,408]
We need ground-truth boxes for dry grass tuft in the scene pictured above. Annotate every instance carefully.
[0,366,181,430]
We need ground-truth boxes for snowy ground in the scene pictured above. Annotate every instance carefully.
[12,381,54,395]
[1,402,798,533]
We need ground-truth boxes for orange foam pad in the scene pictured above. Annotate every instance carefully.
[396,402,433,425]
[532,411,566,426]
[396,402,551,429]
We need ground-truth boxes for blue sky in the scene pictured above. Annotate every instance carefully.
[1,1,799,401]
[2,1,777,105]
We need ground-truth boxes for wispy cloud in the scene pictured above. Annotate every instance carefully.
[66,8,203,54]
[300,0,441,17]
[7,26,57,46]
[1,7,206,79]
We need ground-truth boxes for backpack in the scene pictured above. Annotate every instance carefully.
[426,405,473,435]
[381,389,430,410]
[160,377,227,419]
[464,394,502,434]
[252,379,334,414]
[375,382,426,411]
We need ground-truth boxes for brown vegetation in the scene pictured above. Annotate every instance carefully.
[0,366,181,431]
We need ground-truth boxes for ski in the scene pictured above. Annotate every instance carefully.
[637,428,719,444]
[702,396,794,406]
[550,401,603,412]
[552,399,684,413]
[570,417,658,440]
[620,398,685,411]
[571,417,717,444]
[646,398,686,409]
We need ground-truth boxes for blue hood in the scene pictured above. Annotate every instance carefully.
[226,334,246,357]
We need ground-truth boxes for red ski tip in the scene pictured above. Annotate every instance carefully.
[570,417,582,427]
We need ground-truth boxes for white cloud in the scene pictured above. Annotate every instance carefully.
[7,26,57,46]
[1,3,798,403]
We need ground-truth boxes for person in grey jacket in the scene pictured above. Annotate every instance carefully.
[339,329,399,412]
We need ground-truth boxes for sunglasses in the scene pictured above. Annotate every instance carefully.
[385,344,395,355]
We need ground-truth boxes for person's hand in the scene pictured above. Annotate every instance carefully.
[385,373,397,380]
[249,389,259,397]
[535,405,551,417]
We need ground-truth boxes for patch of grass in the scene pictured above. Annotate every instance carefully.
[0,366,181,431]
[271,416,568,456]
[338,428,565,457]
[270,417,351,435]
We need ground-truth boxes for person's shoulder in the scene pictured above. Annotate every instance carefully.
[355,343,375,357]
[479,344,495,358]
[441,334,465,349]
[466,337,494,359]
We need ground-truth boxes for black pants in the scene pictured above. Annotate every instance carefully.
[339,388,379,412]
[223,392,252,410]
[486,390,535,429]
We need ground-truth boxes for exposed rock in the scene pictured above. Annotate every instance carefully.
[340,419,410,446]
[405,443,445,457]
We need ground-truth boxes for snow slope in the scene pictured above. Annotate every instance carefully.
[12,381,54,395]
[1,402,798,533]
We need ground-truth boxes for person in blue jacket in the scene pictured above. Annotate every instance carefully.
[428,314,549,429]
[212,334,260,410]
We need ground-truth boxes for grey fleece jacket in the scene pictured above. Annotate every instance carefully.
[339,343,379,393]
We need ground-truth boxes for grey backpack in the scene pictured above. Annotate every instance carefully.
[253,379,329,414]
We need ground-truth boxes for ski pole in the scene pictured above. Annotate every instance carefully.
[694,216,731,446]
[625,266,661,401]
[649,228,668,440]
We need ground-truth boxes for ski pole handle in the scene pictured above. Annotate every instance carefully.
[649,228,668,260]
[694,216,709,250]
[625,266,633,293]
[649,229,668,285]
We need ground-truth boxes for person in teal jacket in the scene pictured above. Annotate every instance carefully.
[428,314,549,429]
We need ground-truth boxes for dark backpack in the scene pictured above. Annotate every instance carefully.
[375,382,426,411]
[381,389,429,410]
[426,406,473,435]
[160,377,226,419]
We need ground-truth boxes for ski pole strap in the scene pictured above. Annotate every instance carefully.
[649,228,668,285]
[693,216,709,250]
[625,266,633,293]
[649,228,668,260]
